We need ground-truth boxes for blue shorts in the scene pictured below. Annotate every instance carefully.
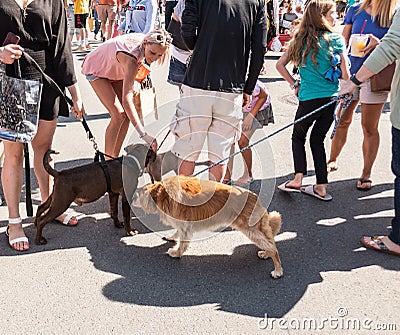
[85,74,100,81]
[167,56,187,86]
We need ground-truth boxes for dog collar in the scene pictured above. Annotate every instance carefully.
[125,153,144,176]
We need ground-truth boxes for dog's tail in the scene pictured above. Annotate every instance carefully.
[267,211,282,236]
[43,149,60,177]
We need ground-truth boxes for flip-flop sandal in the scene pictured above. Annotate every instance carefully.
[55,213,79,226]
[277,181,301,193]
[360,236,400,257]
[300,185,332,201]
[356,179,372,191]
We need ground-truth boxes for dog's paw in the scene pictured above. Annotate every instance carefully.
[127,230,139,236]
[168,248,182,258]
[258,251,270,259]
[270,270,283,279]
[36,236,48,245]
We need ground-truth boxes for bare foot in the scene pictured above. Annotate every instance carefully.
[314,185,327,198]
[285,180,302,189]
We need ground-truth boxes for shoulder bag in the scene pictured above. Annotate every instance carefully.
[370,62,396,92]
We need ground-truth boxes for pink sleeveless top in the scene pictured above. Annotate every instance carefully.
[81,34,145,81]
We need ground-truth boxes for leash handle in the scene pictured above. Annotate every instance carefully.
[330,94,354,140]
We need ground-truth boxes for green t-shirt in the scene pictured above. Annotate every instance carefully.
[298,32,346,101]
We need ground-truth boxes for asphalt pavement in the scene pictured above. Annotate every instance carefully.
[0,40,399,334]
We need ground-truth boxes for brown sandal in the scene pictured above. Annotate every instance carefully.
[356,179,372,191]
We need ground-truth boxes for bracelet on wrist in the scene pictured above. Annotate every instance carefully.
[139,132,147,139]
[290,79,300,90]
[350,74,362,86]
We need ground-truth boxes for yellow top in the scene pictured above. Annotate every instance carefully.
[73,0,90,14]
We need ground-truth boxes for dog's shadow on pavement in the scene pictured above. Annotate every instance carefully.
[1,171,399,318]
[91,174,400,318]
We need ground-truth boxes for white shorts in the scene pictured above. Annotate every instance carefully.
[346,78,389,104]
[171,84,243,163]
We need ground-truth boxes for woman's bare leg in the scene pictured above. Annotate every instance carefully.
[328,100,358,170]
[2,141,28,250]
[358,102,384,189]
[90,79,128,158]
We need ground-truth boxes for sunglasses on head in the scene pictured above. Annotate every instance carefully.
[156,33,172,45]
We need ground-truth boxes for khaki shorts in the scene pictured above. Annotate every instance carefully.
[171,84,243,163]
[97,4,118,22]
[351,78,389,104]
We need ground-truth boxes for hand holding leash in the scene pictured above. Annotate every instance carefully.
[0,45,24,63]
[141,133,158,152]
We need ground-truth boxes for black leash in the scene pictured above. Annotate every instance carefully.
[193,94,353,177]
[12,58,33,216]
[157,129,171,151]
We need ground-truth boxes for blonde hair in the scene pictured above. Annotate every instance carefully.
[287,0,335,68]
[358,0,397,28]
[143,28,172,65]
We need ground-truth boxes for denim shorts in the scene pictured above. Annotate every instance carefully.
[167,56,187,86]
[85,74,100,82]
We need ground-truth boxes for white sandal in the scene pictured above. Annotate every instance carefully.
[6,217,29,250]
[57,213,78,226]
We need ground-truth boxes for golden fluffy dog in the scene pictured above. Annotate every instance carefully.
[133,175,283,278]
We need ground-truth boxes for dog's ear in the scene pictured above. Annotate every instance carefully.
[124,143,136,154]
[148,182,168,204]
[145,148,157,168]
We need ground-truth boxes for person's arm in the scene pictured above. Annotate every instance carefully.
[276,50,300,96]
[339,52,350,80]
[142,0,157,34]
[273,0,280,35]
[342,24,352,47]
[243,1,268,96]
[52,0,76,88]
[67,83,86,120]
[242,87,268,131]
[339,10,400,96]
[171,11,179,22]
[181,0,198,50]
[118,19,126,34]
[117,51,158,150]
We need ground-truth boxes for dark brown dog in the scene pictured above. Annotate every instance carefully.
[34,143,156,245]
